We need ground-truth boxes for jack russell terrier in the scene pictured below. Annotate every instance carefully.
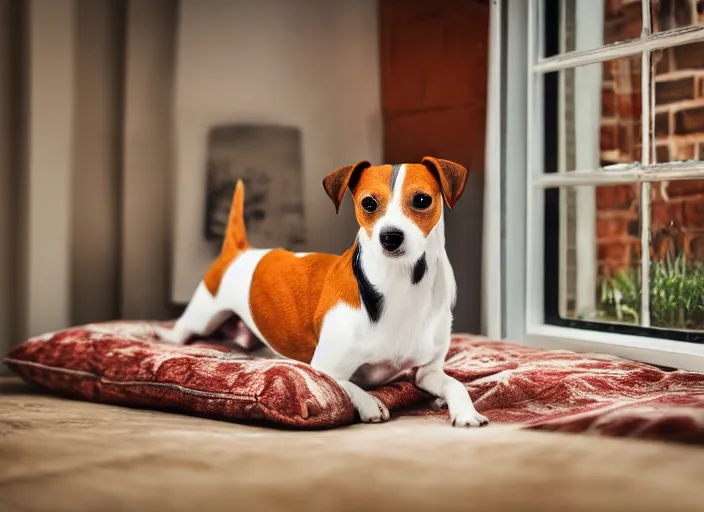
[157,157,488,427]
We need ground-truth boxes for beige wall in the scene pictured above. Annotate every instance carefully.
[0,0,178,354]
[23,0,76,337]
[171,0,383,303]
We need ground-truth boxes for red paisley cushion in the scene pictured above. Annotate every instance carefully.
[6,321,704,442]
[3,322,357,428]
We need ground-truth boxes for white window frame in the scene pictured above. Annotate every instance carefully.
[485,0,704,372]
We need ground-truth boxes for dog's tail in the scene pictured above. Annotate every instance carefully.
[203,180,250,296]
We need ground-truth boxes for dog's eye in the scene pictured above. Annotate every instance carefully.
[412,193,432,210]
[361,196,378,213]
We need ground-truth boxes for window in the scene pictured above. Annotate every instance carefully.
[488,0,704,371]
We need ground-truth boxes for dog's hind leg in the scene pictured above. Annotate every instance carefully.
[155,282,232,344]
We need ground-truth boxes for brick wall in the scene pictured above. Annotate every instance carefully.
[597,0,704,275]
[379,0,488,168]
[379,0,489,332]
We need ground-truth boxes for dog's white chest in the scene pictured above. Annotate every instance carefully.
[349,284,443,388]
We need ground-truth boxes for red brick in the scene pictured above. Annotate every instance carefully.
[596,185,635,210]
[616,92,640,117]
[384,105,486,169]
[630,237,642,260]
[675,106,704,135]
[621,2,643,39]
[698,77,704,98]
[623,56,642,89]
[601,124,618,151]
[598,242,627,262]
[656,0,694,31]
[652,236,677,262]
[605,0,622,19]
[684,197,704,227]
[666,180,704,198]
[603,61,614,81]
[651,183,666,202]
[597,218,629,239]
[602,88,616,117]
[618,123,639,160]
[655,112,670,137]
[654,48,670,75]
[655,77,695,105]
[380,1,489,114]
[598,240,638,271]
[673,41,704,71]
[672,142,696,161]
[651,201,684,229]
[689,235,704,261]
[614,66,642,97]
[655,144,670,162]
[604,20,623,45]
[628,218,640,236]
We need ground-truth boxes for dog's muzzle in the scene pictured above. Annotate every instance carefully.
[379,229,404,254]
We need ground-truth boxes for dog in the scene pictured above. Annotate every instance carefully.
[157,156,488,427]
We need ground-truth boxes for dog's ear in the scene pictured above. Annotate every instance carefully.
[421,156,468,209]
[322,160,372,213]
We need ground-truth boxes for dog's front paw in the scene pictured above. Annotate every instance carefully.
[356,395,391,423]
[451,409,489,428]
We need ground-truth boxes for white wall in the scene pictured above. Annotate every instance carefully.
[172,0,382,303]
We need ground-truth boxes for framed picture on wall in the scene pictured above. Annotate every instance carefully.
[204,124,306,251]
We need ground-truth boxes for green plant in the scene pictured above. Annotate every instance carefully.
[597,253,704,330]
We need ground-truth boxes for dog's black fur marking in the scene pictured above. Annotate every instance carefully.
[352,243,384,323]
[412,253,427,285]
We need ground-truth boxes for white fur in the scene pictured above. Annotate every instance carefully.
[158,165,487,427]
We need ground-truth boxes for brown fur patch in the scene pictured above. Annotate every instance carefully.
[204,181,249,295]
[322,160,371,213]
[399,164,444,237]
[350,165,393,238]
[249,246,360,363]
[421,157,468,209]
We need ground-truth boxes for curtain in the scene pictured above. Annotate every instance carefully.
[0,0,179,363]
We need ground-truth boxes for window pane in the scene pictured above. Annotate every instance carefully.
[548,0,642,57]
[545,55,644,175]
[649,179,704,330]
[542,1,704,340]
[553,180,704,332]
[653,40,704,163]
[651,0,704,33]
[555,184,642,325]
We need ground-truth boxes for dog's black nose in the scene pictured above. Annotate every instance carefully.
[380,229,404,252]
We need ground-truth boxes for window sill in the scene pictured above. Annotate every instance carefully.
[524,323,704,372]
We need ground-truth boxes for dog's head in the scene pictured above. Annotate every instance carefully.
[322,157,468,262]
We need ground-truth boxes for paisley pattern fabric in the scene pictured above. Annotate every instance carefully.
[5,321,704,443]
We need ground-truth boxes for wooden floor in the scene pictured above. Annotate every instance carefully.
[3,377,704,512]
